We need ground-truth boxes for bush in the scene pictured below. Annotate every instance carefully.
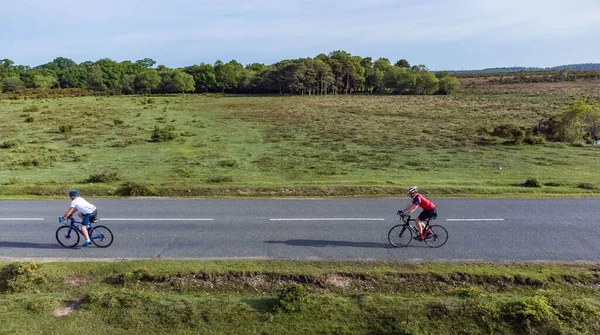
[500,295,558,330]
[207,175,233,183]
[275,283,309,313]
[118,181,157,196]
[85,171,121,183]
[151,125,178,142]
[113,119,124,126]
[218,159,238,167]
[533,116,562,141]
[25,116,34,123]
[578,183,596,190]
[59,124,73,133]
[544,182,562,187]
[2,77,25,92]
[492,124,525,140]
[23,105,40,113]
[0,262,46,293]
[107,269,151,285]
[524,135,545,145]
[523,177,542,188]
[437,76,461,94]
[0,139,22,149]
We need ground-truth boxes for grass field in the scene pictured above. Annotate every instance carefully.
[1,260,600,334]
[0,84,599,198]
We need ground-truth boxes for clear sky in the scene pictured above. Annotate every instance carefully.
[1,0,599,70]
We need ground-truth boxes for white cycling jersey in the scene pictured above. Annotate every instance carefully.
[70,197,97,215]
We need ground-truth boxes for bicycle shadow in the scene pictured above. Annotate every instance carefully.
[264,239,393,248]
[0,241,65,249]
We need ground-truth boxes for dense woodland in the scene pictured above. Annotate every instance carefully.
[0,51,460,95]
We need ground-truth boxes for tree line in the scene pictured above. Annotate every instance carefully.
[0,51,460,95]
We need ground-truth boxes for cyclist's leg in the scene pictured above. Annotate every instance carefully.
[419,210,435,237]
[80,214,92,240]
[415,218,424,235]
[90,210,98,223]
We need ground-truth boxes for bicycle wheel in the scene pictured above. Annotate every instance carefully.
[388,224,413,247]
[89,225,113,248]
[56,226,80,248]
[424,225,448,248]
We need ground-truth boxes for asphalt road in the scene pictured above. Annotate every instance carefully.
[0,198,598,262]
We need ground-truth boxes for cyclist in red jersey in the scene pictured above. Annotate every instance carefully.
[401,186,437,241]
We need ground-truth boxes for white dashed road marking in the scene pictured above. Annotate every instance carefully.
[270,218,385,221]
[446,219,504,221]
[0,218,45,221]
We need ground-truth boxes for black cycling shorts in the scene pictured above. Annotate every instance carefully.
[418,209,437,221]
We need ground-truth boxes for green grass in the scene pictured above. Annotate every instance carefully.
[1,260,600,334]
[0,92,599,198]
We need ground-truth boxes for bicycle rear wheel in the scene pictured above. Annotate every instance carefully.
[424,225,448,248]
[89,225,113,248]
[56,226,80,248]
[388,224,413,247]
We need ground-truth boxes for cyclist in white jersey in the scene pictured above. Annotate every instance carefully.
[59,190,98,247]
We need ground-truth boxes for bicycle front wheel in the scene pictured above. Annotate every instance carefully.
[89,225,114,248]
[424,225,448,248]
[388,224,413,247]
[56,226,80,248]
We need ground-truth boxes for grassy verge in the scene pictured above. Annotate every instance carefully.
[1,90,599,198]
[1,260,600,334]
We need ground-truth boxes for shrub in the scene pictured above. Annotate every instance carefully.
[437,76,461,94]
[578,183,596,190]
[492,124,525,140]
[0,139,22,149]
[452,286,483,299]
[544,182,562,187]
[500,295,558,330]
[218,159,238,167]
[207,176,233,183]
[533,116,562,141]
[107,269,151,285]
[2,77,25,92]
[25,116,34,123]
[275,283,309,313]
[59,124,73,133]
[85,171,121,183]
[23,105,40,113]
[151,125,178,142]
[523,177,542,188]
[524,135,545,145]
[0,262,46,293]
[118,181,157,196]
[113,119,124,126]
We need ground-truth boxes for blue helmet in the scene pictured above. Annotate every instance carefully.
[68,189,79,197]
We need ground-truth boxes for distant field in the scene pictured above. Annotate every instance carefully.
[0,85,599,198]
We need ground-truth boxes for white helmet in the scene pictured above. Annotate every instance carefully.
[408,186,418,195]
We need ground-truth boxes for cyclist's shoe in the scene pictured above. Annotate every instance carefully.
[425,229,432,238]
[82,240,92,247]
[414,234,425,241]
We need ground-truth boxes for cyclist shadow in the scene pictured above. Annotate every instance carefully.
[264,239,393,248]
[0,241,65,249]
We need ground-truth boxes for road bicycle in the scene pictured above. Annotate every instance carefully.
[55,217,114,248]
[388,211,448,248]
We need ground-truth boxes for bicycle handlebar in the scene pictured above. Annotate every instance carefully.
[397,211,411,221]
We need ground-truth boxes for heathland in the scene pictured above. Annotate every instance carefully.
[0,78,599,198]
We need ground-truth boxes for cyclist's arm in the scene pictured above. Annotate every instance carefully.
[63,207,76,219]
[404,203,419,215]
